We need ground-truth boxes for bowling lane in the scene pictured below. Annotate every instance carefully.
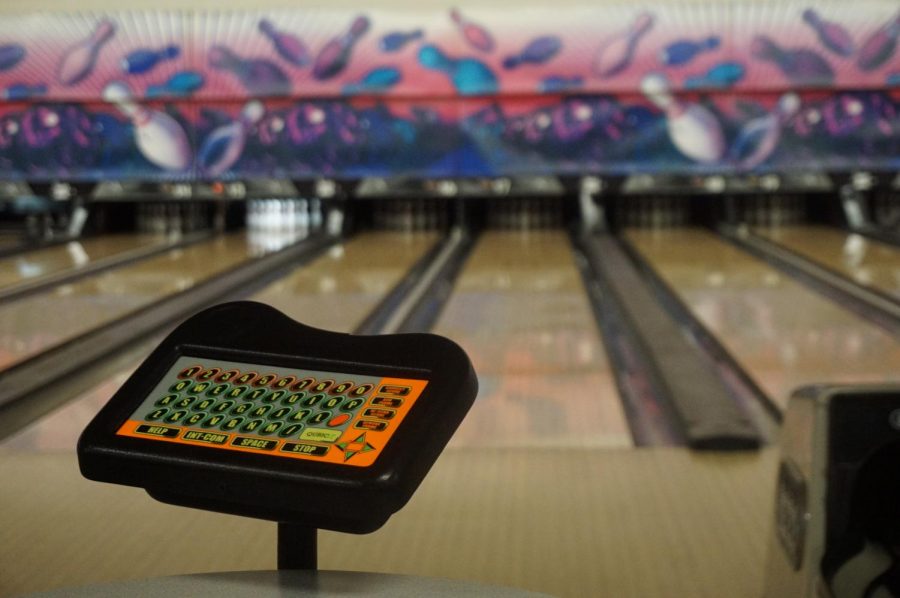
[754,225,900,299]
[0,232,273,373]
[433,230,632,449]
[0,233,173,291]
[1,231,440,452]
[626,228,900,410]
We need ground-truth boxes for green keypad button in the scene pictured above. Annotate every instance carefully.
[231,402,253,415]
[169,380,192,393]
[302,394,324,407]
[269,407,291,420]
[194,398,216,411]
[155,394,179,407]
[322,396,343,410]
[279,423,304,438]
[263,390,286,403]
[331,381,353,395]
[165,410,188,423]
[311,380,334,393]
[184,412,205,426]
[254,374,277,387]
[291,378,315,391]
[341,398,365,411]
[217,369,239,382]
[241,419,264,433]
[283,392,304,405]
[350,383,374,397]
[226,386,248,400]
[188,382,211,394]
[178,365,203,379]
[197,368,221,381]
[146,408,168,421]
[174,396,195,409]
[250,405,272,418]
[212,400,235,414]
[289,409,311,423]
[207,384,230,397]
[222,417,243,431]
[202,414,225,428]
[259,421,283,436]
[245,388,268,402]
[235,372,258,385]
[309,411,331,425]
[274,376,296,389]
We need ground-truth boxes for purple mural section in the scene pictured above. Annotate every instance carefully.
[0,5,897,180]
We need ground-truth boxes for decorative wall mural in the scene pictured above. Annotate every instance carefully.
[0,4,896,180]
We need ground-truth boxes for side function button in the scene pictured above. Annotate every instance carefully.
[177,365,203,379]
[355,420,388,432]
[379,384,411,397]
[371,396,403,408]
[363,408,396,420]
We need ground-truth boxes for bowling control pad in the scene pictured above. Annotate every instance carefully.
[119,357,426,467]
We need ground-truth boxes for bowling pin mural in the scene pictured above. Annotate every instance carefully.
[450,8,494,53]
[728,93,800,170]
[684,62,745,89]
[198,101,264,177]
[58,19,116,86]
[146,71,205,98]
[751,36,834,85]
[418,44,498,95]
[659,37,720,67]
[503,36,562,70]
[121,45,180,75]
[593,12,654,78]
[0,44,25,71]
[802,9,855,57]
[640,73,726,164]
[102,81,191,172]
[312,15,370,80]
[856,12,900,71]
[380,30,424,53]
[259,19,310,67]
[209,46,291,96]
[343,67,402,95]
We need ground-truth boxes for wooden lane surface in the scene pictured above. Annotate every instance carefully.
[0,233,270,373]
[251,231,439,333]
[0,447,777,598]
[0,234,170,290]
[626,228,900,410]
[0,232,439,453]
[754,225,900,299]
[433,231,632,449]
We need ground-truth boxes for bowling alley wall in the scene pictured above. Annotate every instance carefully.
[0,3,897,180]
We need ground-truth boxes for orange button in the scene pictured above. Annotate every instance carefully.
[327,413,351,428]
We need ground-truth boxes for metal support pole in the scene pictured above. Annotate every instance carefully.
[277,522,317,570]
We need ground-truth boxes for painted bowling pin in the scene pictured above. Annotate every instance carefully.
[802,9,855,57]
[450,8,494,53]
[684,62,745,89]
[640,73,725,164]
[146,71,205,98]
[503,36,562,69]
[0,44,25,71]
[313,15,370,80]
[593,12,654,78]
[659,37,720,67]
[209,46,291,96]
[259,19,310,67]
[857,12,900,71]
[122,45,180,75]
[343,67,402,94]
[418,44,498,96]
[102,81,191,171]
[1,84,47,101]
[380,30,423,53]
[198,101,264,177]
[751,36,834,85]
[728,93,800,169]
[58,19,116,86]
